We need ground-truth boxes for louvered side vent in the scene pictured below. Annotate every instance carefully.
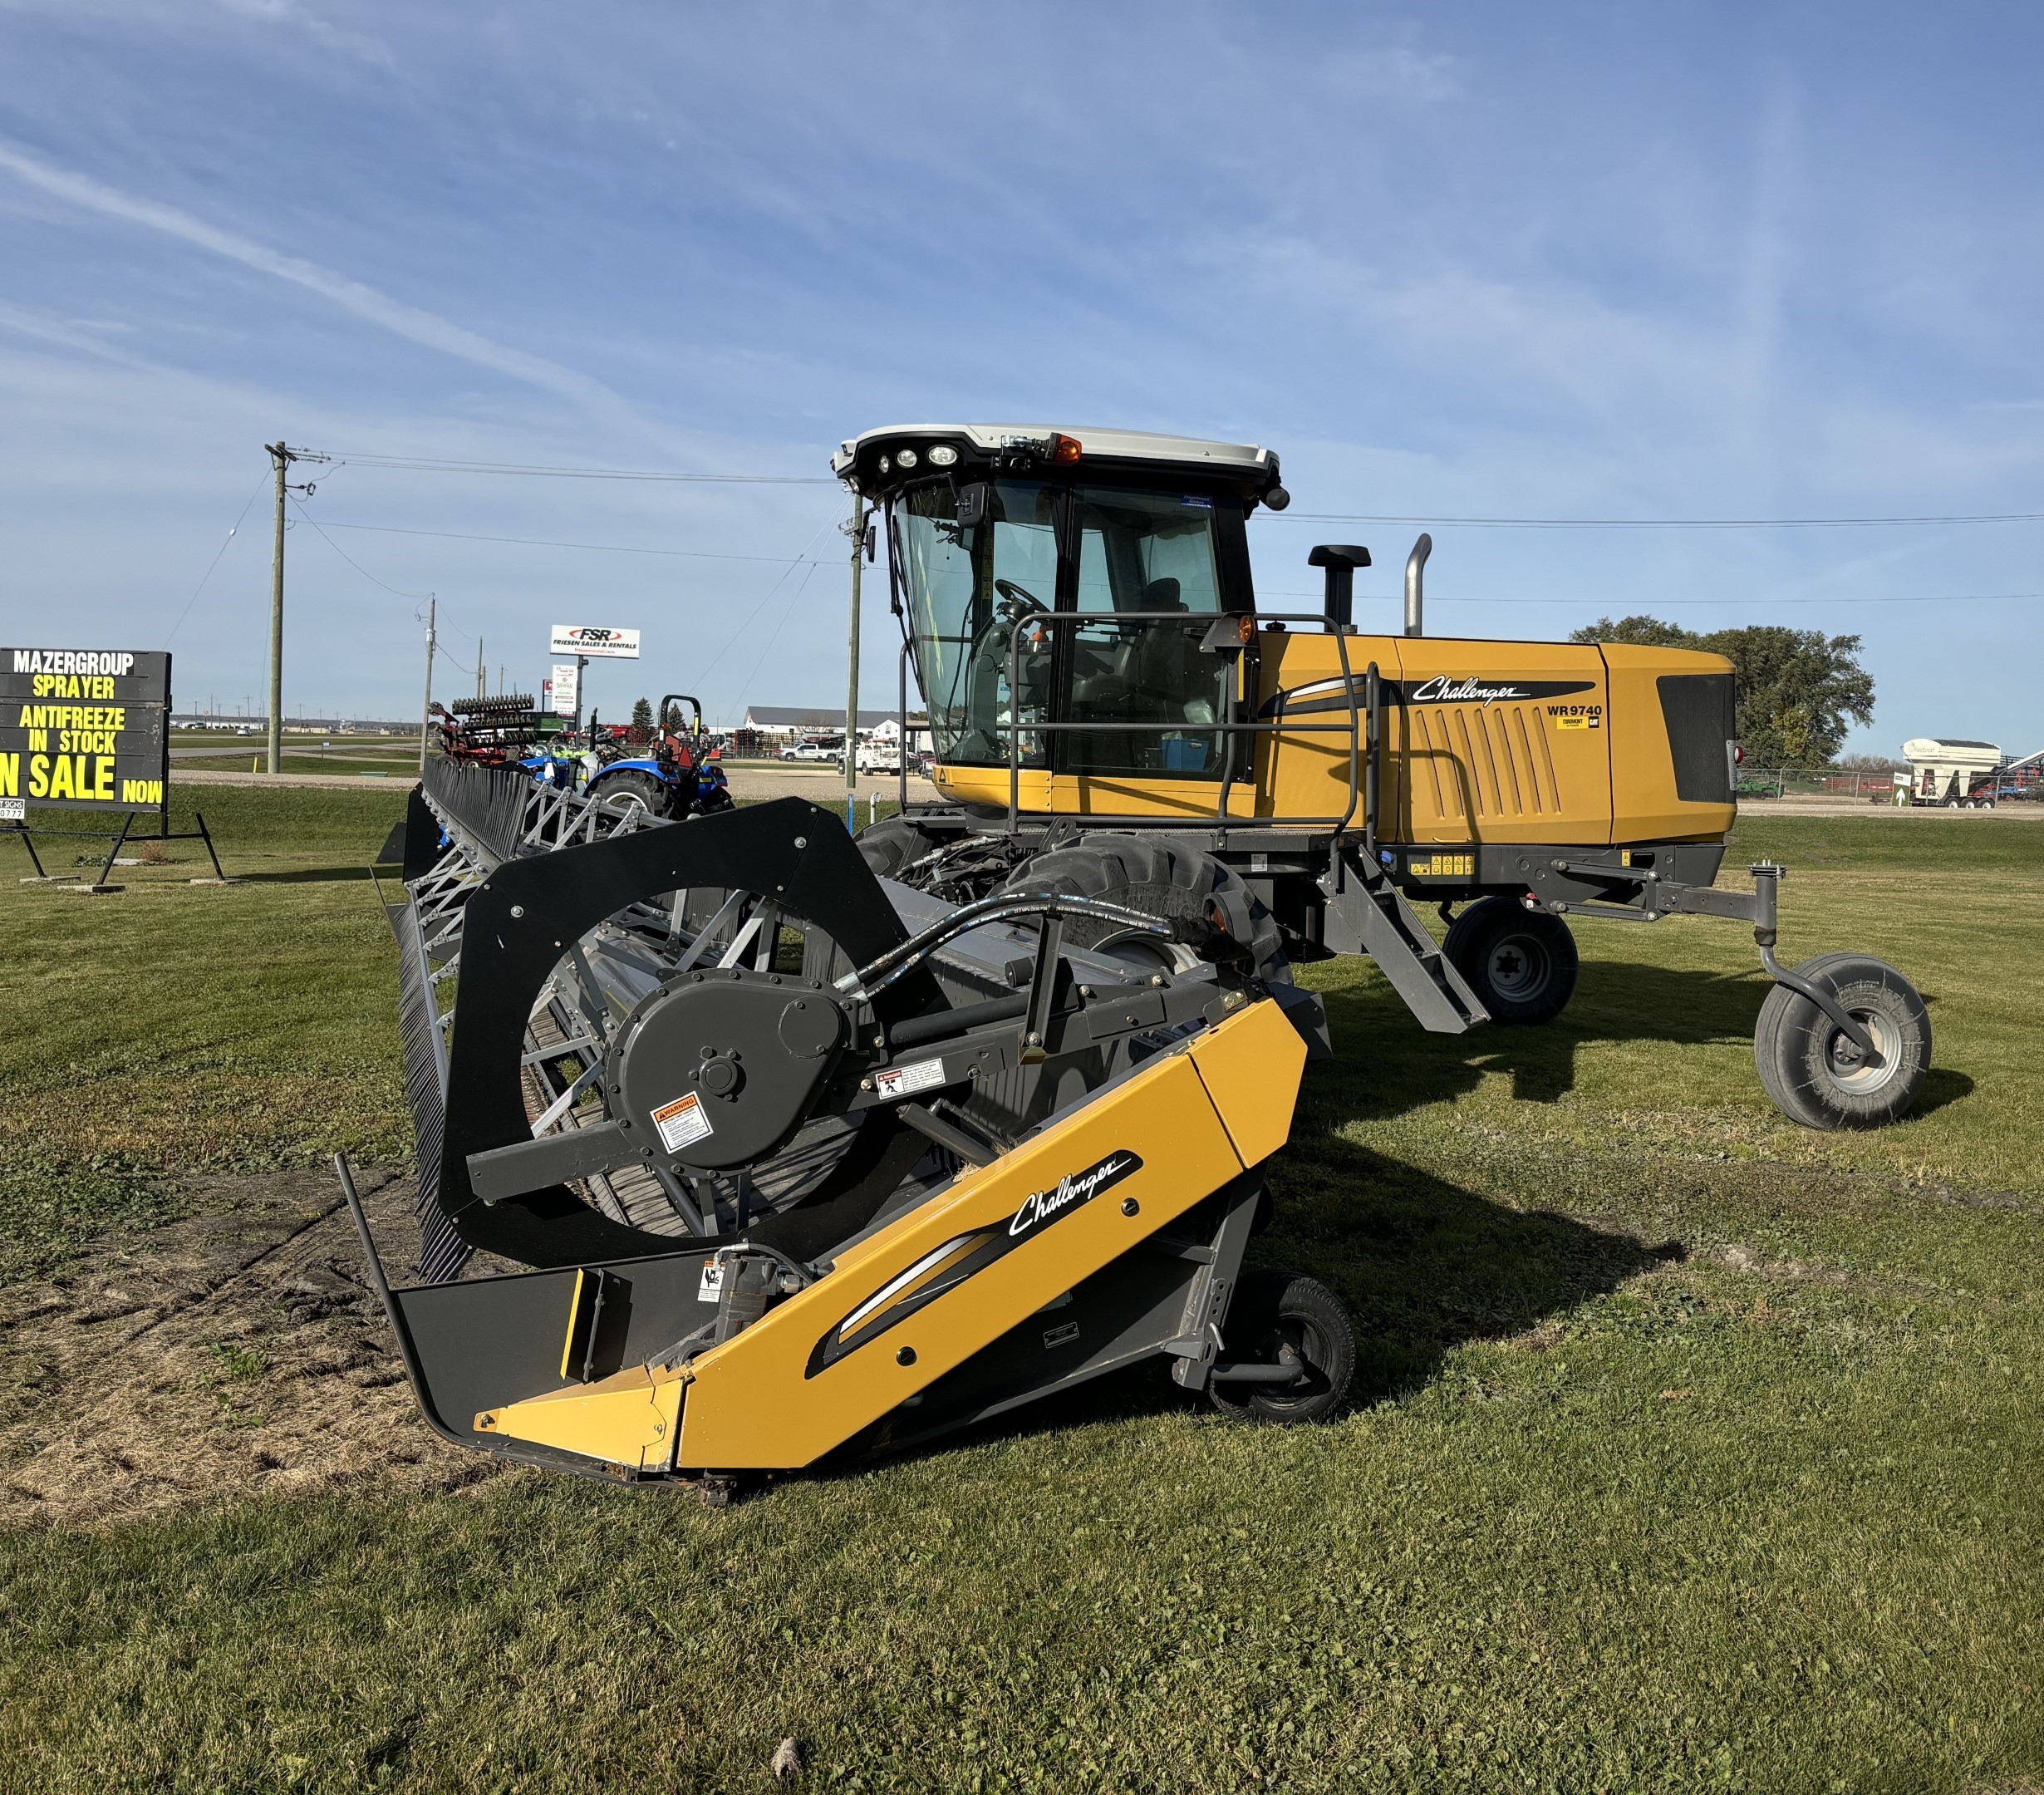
[1405,704,1562,824]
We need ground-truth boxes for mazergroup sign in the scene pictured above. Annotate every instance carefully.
[1,647,171,817]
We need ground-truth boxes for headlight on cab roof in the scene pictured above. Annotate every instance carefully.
[927,444,957,467]
[896,448,919,469]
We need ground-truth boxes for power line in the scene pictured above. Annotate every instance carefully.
[691,511,848,696]
[164,470,270,646]
[1263,509,2044,530]
[325,451,835,485]
[313,518,832,563]
[290,497,435,598]
[733,561,822,721]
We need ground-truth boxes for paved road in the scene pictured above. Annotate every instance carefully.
[168,743,419,760]
[170,763,940,803]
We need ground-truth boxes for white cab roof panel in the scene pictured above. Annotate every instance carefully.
[832,423,1275,479]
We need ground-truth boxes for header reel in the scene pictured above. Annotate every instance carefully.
[356,764,1343,1489]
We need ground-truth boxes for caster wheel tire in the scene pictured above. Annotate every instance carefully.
[1442,895,1579,1025]
[1754,952,1931,1130]
[1210,1271,1355,1425]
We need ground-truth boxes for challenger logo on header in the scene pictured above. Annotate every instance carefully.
[1008,1151,1143,1240]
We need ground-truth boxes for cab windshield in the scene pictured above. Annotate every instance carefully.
[894,480,1057,767]
[892,479,1230,775]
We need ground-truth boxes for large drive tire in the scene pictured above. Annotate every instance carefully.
[996,834,1291,983]
[589,770,670,819]
[1754,952,1930,1129]
[1209,1271,1355,1425]
[1442,896,1579,1025]
[856,816,955,883]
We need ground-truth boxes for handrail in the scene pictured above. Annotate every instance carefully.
[986,609,1371,838]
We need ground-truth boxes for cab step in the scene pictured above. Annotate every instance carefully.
[1319,847,1489,1034]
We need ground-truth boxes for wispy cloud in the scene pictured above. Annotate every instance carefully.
[212,0,396,68]
[0,301,160,370]
[0,139,631,420]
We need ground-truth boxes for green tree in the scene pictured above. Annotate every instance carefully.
[1569,617,1875,767]
[630,696,653,729]
[1571,614,1700,649]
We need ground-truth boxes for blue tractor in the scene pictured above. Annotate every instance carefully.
[576,692,734,819]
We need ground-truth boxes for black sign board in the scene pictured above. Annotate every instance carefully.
[0,647,171,818]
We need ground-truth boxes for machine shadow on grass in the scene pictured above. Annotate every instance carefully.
[1316,958,1774,1116]
[1265,1133,1683,1405]
[828,1140,1677,1476]
[1316,960,1972,1124]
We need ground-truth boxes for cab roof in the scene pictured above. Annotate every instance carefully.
[832,423,1282,504]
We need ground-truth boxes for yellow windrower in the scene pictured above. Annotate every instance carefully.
[834,420,1930,1134]
[344,421,1933,1505]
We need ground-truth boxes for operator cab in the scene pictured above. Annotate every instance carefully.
[833,425,1289,785]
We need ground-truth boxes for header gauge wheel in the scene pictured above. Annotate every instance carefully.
[1442,896,1579,1025]
[1210,1271,1355,1425]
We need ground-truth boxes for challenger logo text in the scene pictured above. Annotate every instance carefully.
[1008,1151,1143,1238]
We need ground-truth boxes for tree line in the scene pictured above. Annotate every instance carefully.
[1568,617,1876,766]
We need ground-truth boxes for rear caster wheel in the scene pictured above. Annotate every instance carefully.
[1754,952,1931,1129]
[1210,1271,1355,1425]
[1442,896,1579,1025]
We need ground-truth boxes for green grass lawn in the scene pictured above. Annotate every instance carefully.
[174,752,421,775]
[1,794,2041,1791]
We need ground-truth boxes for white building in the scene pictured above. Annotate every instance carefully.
[741,706,931,751]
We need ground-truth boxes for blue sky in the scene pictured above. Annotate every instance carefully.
[1,2,2039,751]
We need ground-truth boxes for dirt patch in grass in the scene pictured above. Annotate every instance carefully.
[0,1166,497,1529]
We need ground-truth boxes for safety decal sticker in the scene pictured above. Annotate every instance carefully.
[874,1058,946,1100]
[697,1259,725,1303]
[1410,853,1474,878]
[652,1091,715,1153]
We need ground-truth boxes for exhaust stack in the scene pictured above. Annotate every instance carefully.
[1404,534,1432,637]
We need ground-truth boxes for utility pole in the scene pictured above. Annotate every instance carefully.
[262,440,329,773]
[419,595,436,774]
[267,442,291,775]
[843,493,867,830]
[476,637,485,701]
